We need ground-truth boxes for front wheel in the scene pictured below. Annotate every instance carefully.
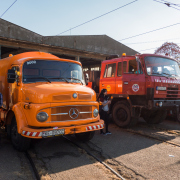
[75,131,95,142]
[112,102,132,127]
[11,117,31,151]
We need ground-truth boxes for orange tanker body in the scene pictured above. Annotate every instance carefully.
[0,51,104,151]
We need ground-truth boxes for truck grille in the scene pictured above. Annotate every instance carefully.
[52,94,92,101]
[53,94,71,101]
[167,87,178,98]
[78,94,91,100]
[51,105,92,122]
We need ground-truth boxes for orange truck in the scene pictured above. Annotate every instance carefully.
[0,51,104,151]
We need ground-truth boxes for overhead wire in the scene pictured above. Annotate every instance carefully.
[118,0,180,43]
[56,0,138,35]
[139,47,159,52]
[157,0,180,7]
[153,0,180,11]
[139,43,180,52]
[125,37,180,45]
[0,0,18,18]
[119,22,180,41]
[116,0,180,52]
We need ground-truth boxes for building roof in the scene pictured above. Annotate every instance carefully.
[0,18,138,58]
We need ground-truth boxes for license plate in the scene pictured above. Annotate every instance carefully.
[42,129,65,138]
[156,86,166,91]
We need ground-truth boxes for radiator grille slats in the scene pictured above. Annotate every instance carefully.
[53,94,71,101]
[78,94,92,100]
[167,87,178,98]
[51,106,92,122]
[52,94,92,101]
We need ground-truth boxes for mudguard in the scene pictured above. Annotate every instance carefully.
[12,103,28,134]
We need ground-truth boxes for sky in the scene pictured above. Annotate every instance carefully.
[0,0,180,54]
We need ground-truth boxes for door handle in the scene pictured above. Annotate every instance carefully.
[102,84,104,87]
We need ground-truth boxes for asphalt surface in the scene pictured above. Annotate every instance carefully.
[0,119,180,180]
[0,127,35,180]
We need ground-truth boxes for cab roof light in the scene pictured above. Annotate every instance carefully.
[9,54,13,57]
[122,53,126,56]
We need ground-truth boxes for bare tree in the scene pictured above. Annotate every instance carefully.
[155,42,180,61]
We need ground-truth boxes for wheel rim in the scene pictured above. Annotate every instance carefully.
[116,108,128,122]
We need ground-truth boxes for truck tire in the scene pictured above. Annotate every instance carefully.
[5,125,11,139]
[112,102,132,127]
[11,117,31,151]
[75,131,95,142]
[143,110,167,124]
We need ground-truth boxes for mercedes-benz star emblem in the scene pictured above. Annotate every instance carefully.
[69,108,79,119]
[73,93,77,99]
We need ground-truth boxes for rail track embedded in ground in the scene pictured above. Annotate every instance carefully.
[137,122,180,136]
[123,126,180,148]
[63,136,126,180]
[25,150,41,180]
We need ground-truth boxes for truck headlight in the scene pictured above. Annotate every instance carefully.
[93,108,99,117]
[159,102,163,107]
[36,112,49,122]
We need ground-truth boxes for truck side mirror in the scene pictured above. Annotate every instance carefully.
[7,69,16,83]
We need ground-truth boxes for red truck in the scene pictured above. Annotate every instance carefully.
[86,53,180,127]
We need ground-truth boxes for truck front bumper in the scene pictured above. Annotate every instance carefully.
[150,99,180,109]
[21,120,104,139]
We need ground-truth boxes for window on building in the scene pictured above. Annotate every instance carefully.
[83,68,89,71]
[91,67,100,71]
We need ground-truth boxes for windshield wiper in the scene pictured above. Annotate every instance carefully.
[66,77,83,84]
[151,73,161,76]
[161,72,172,77]
[25,77,51,83]
[49,77,69,83]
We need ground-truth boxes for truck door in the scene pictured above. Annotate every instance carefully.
[122,57,146,95]
[8,65,21,107]
[100,63,116,94]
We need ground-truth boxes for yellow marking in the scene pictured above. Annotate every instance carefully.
[106,85,111,92]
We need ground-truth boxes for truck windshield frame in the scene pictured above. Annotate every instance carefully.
[144,56,180,77]
[23,60,84,84]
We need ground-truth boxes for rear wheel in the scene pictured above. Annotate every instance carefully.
[11,117,31,151]
[75,131,95,142]
[142,109,167,124]
[112,102,132,127]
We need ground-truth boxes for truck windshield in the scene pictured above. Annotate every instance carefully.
[23,60,84,83]
[145,56,180,77]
